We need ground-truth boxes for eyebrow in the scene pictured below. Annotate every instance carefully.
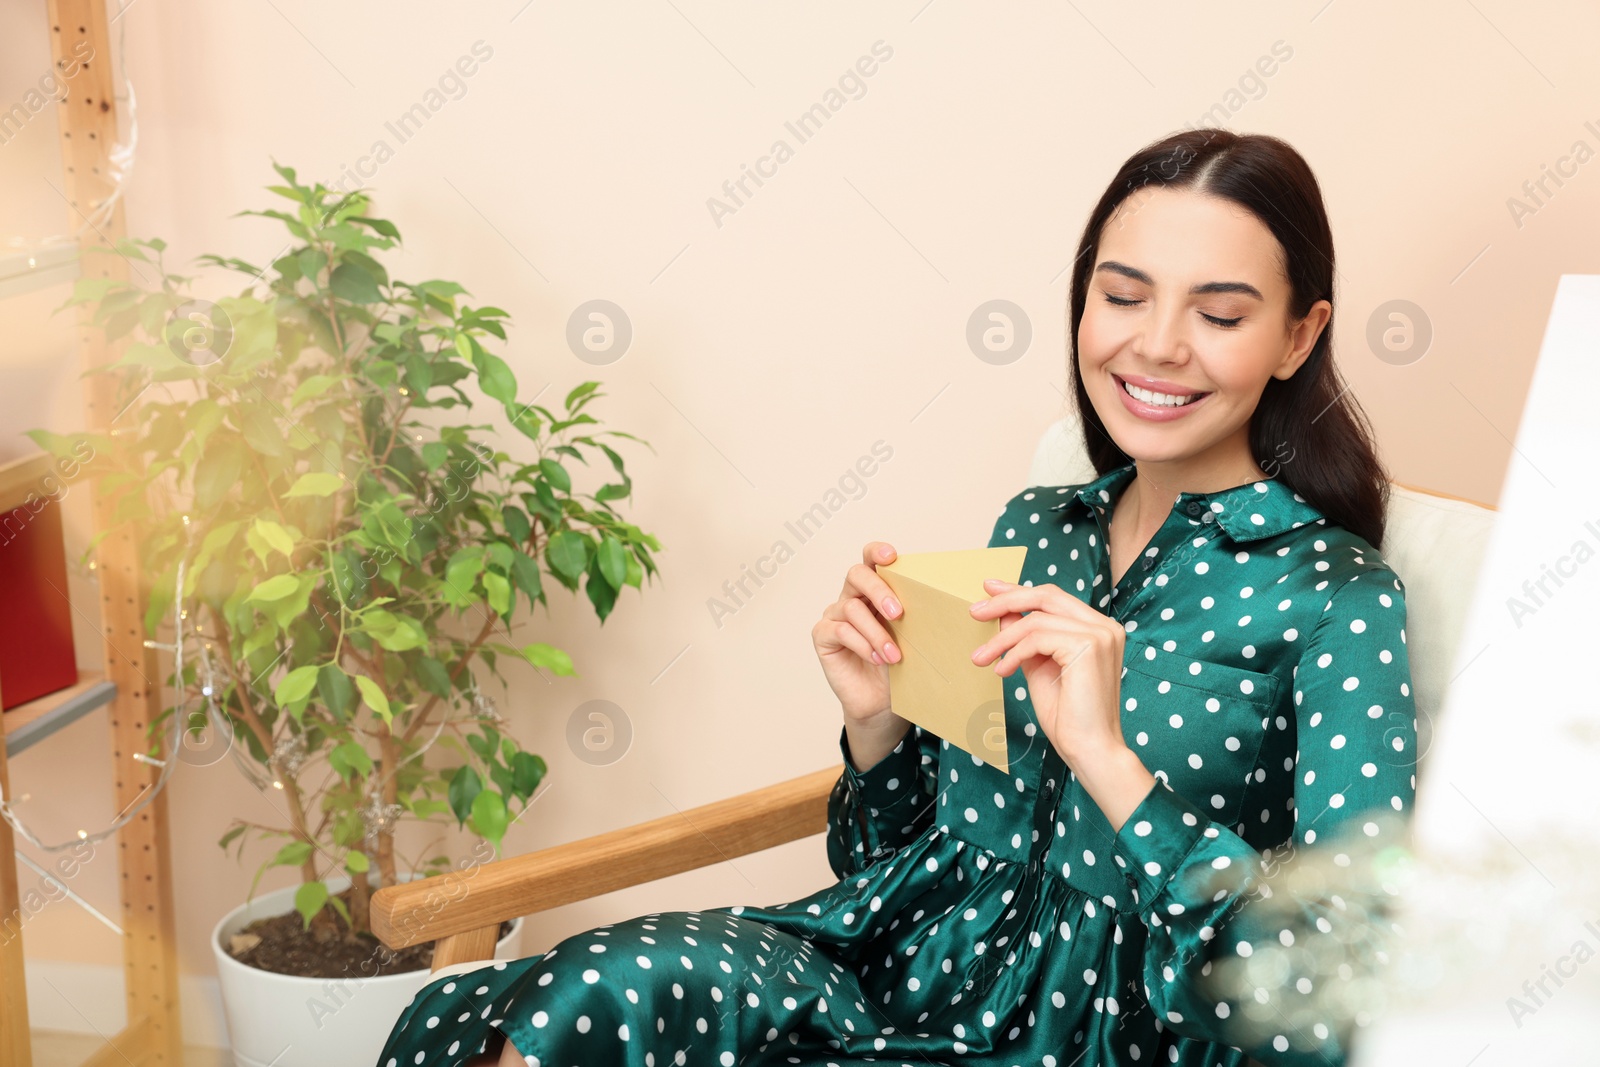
[1094,260,1264,301]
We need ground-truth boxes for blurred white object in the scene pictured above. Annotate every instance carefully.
[0,237,79,300]
[1348,274,1600,1065]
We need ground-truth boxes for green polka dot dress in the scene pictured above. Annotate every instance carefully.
[377,462,1417,1066]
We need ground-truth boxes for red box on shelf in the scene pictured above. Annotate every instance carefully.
[0,453,80,711]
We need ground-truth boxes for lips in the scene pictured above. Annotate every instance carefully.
[1110,371,1213,421]
[1112,373,1210,399]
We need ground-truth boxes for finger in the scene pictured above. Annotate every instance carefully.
[861,541,897,566]
[843,596,900,663]
[991,629,1082,677]
[971,611,1044,665]
[970,580,1082,620]
[847,555,904,621]
[827,617,883,666]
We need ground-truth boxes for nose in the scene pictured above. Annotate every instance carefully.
[1130,304,1192,367]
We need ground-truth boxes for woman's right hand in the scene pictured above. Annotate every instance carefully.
[811,541,911,735]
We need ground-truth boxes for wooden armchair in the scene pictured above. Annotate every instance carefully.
[372,765,843,970]
[375,413,1499,974]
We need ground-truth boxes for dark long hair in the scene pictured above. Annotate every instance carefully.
[1067,129,1391,550]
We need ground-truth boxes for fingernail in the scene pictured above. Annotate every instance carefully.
[884,641,899,663]
[870,650,882,665]
[984,578,1005,587]
[970,599,988,611]
[882,595,901,618]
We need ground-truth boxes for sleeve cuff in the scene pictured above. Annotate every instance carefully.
[838,721,923,813]
[1110,776,1210,905]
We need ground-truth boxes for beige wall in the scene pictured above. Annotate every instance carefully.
[2,0,1597,1012]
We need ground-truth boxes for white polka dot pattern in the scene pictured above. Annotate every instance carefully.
[376,464,1417,1067]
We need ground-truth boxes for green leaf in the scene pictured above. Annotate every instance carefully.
[194,521,242,572]
[466,729,496,761]
[597,535,627,590]
[253,518,296,560]
[248,574,301,602]
[421,440,448,472]
[486,542,515,574]
[448,765,482,827]
[317,664,355,721]
[359,608,427,652]
[565,380,601,411]
[236,405,286,457]
[354,674,392,726]
[272,840,313,868]
[470,789,509,851]
[352,215,400,240]
[511,751,547,800]
[290,374,345,407]
[505,402,542,442]
[546,530,589,582]
[501,505,530,544]
[274,664,320,706]
[329,740,374,781]
[586,562,618,620]
[342,249,389,288]
[538,457,571,493]
[442,547,485,608]
[285,471,344,498]
[296,247,327,281]
[483,571,511,616]
[472,349,517,404]
[330,261,382,303]
[270,573,315,630]
[510,552,543,608]
[520,642,575,676]
[416,656,452,699]
[294,881,330,929]
[193,440,244,511]
[344,850,371,874]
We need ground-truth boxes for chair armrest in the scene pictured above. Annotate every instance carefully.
[371,763,843,966]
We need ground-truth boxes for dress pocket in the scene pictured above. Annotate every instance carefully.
[1121,636,1280,710]
[1115,637,1281,819]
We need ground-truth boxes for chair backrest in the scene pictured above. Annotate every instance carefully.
[1026,412,1499,778]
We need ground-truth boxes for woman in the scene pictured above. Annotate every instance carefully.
[378,128,1415,1067]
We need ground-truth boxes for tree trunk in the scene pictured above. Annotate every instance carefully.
[348,855,372,938]
[377,737,400,885]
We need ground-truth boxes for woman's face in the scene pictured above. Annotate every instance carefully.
[1076,185,1329,472]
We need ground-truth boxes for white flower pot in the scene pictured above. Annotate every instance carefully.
[211,875,523,1067]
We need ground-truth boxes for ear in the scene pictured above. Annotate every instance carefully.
[1274,299,1332,380]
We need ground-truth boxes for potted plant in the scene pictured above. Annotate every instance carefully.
[29,161,662,1067]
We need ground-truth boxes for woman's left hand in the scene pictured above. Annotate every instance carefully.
[968,578,1129,765]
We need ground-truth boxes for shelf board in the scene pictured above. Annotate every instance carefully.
[4,670,118,757]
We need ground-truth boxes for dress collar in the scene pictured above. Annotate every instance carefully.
[1050,461,1326,543]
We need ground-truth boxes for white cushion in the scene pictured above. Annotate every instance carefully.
[1027,412,1497,775]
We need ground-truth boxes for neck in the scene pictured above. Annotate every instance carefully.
[1116,447,1268,531]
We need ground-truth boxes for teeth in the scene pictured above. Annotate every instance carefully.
[1122,380,1203,407]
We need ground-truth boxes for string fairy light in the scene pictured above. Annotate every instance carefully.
[0,549,188,853]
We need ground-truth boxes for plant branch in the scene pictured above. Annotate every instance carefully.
[213,612,319,884]
[400,610,500,746]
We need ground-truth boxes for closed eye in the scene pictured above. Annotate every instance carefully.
[1101,293,1244,330]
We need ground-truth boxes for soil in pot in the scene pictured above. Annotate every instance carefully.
[225,883,515,979]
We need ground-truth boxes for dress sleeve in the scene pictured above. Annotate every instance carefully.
[1107,567,1418,1066]
[826,721,941,880]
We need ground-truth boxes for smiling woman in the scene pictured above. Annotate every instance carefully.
[377,129,1413,1067]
